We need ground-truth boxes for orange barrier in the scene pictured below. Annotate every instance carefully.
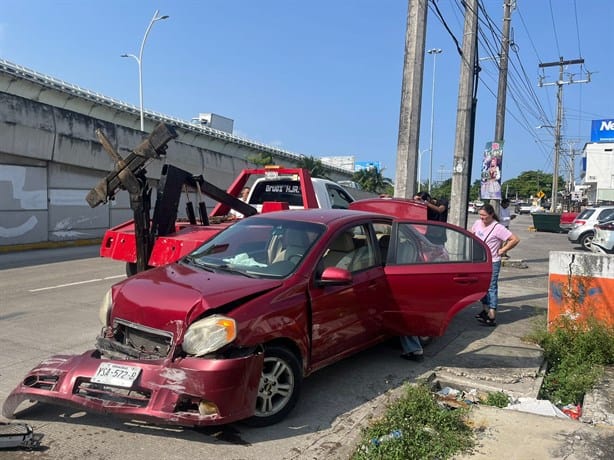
[548,252,614,328]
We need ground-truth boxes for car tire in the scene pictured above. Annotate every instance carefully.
[580,232,594,250]
[244,345,302,427]
[126,262,138,277]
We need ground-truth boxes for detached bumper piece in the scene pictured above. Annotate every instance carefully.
[2,350,263,427]
[0,422,43,450]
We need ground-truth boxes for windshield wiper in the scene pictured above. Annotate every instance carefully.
[182,255,215,272]
[215,264,259,278]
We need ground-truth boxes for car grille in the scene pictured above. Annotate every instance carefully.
[74,379,151,407]
[97,319,174,360]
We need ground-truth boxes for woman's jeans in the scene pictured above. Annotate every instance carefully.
[481,260,502,310]
[400,336,423,354]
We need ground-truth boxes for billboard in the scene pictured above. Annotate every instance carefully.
[355,161,382,172]
[480,141,503,200]
[591,119,614,142]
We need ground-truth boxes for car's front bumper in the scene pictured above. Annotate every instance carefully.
[2,349,263,427]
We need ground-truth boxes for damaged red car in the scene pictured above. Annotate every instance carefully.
[3,208,491,427]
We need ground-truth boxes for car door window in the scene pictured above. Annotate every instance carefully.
[597,209,614,222]
[388,222,487,264]
[319,224,378,273]
[326,184,354,209]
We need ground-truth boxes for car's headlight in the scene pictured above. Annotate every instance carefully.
[182,315,237,357]
[98,289,113,326]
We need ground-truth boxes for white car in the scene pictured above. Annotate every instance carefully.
[568,206,614,250]
[591,219,614,254]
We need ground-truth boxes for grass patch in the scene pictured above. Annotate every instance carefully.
[352,384,474,460]
[480,391,510,408]
[527,315,614,405]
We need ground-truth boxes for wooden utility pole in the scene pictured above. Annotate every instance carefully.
[394,0,428,198]
[448,0,478,228]
[538,57,589,212]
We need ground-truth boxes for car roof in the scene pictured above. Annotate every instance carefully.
[249,208,390,226]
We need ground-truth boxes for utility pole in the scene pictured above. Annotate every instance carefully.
[448,0,479,228]
[538,57,590,212]
[394,0,428,198]
[494,0,513,142]
[490,0,514,213]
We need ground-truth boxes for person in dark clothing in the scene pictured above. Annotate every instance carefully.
[415,192,448,244]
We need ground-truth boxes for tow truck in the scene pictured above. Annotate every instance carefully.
[88,123,355,275]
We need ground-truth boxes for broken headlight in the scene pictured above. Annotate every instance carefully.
[98,289,113,326]
[182,315,237,357]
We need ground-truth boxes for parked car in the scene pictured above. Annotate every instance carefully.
[591,219,614,254]
[3,209,491,427]
[515,202,533,214]
[567,206,614,250]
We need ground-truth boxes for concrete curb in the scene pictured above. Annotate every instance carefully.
[0,238,101,254]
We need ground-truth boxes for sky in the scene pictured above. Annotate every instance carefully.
[0,0,612,188]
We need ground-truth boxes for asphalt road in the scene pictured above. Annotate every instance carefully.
[0,215,581,459]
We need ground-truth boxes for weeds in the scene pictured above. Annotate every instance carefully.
[531,316,614,405]
[481,391,510,408]
[352,384,474,460]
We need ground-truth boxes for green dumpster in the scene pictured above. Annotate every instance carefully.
[531,212,563,233]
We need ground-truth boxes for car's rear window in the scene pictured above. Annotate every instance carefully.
[576,209,595,220]
[249,179,304,206]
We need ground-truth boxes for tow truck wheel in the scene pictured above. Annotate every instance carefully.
[245,345,302,427]
[126,262,138,277]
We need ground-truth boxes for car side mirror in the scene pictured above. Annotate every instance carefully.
[316,267,352,286]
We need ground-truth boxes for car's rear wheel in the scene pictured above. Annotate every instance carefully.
[244,345,302,427]
[580,232,594,250]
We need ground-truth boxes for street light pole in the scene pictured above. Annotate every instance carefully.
[122,9,169,132]
[427,48,442,193]
[417,149,428,191]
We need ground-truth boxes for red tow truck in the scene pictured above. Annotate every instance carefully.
[87,123,356,275]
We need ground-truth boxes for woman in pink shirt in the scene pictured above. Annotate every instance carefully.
[471,204,520,326]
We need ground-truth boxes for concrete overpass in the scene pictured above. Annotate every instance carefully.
[0,58,360,248]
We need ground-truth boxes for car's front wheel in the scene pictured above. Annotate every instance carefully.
[244,345,302,427]
[580,232,594,250]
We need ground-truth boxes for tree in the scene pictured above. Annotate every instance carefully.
[352,167,393,194]
[247,151,275,166]
[501,170,565,201]
[296,156,331,179]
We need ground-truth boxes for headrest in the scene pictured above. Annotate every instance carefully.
[284,229,308,247]
[329,232,355,252]
[378,234,390,248]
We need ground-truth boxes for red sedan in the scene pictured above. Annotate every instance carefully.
[3,209,491,427]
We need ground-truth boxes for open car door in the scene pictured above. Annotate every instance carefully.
[382,220,492,337]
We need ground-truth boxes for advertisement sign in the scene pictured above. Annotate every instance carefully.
[591,119,614,142]
[355,161,381,172]
[480,141,503,200]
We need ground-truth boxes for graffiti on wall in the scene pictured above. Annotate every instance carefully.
[0,165,46,238]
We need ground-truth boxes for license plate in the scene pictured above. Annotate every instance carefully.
[91,363,141,388]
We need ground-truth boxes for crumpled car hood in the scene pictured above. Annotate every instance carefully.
[110,262,282,331]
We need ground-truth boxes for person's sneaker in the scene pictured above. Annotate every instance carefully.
[400,352,424,362]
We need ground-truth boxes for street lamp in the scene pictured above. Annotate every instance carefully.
[417,149,429,190]
[121,10,169,131]
[427,48,442,193]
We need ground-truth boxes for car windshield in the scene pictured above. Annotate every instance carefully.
[185,217,325,278]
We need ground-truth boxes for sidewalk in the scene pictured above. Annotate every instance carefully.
[299,215,614,459]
